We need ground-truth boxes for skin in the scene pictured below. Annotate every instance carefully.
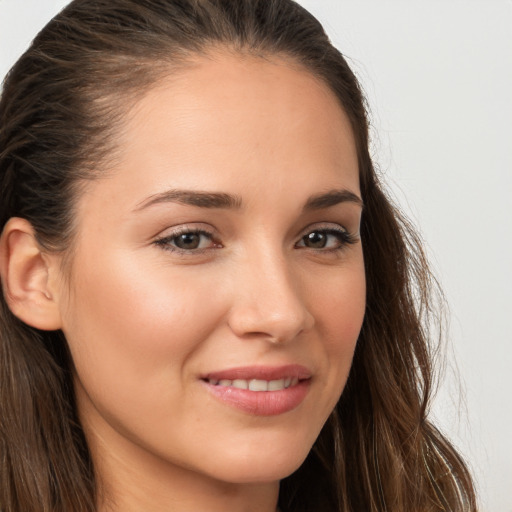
[51,52,366,512]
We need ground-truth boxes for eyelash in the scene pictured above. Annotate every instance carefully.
[296,226,358,252]
[153,227,219,254]
[153,225,357,255]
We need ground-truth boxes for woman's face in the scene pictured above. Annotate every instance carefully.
[56,52,366,486]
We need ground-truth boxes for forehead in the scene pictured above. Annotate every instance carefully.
[78,51,359,218]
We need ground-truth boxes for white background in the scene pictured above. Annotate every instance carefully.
[1,1,511,511]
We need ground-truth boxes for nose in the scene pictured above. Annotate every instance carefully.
[227,249,315,343]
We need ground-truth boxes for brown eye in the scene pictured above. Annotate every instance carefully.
[296,227,354,251]
[302,231,328,249]
[154,229,218,253]
[173,232,202,250]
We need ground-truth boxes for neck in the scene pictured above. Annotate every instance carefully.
[98,467,279,512]
[88,423,280,512]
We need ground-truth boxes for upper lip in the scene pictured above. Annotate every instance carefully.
[201,364,312,382]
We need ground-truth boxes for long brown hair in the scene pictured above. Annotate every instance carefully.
[0,1,477,511]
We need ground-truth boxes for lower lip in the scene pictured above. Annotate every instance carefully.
[202,380,310,416]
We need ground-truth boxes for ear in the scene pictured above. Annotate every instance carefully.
[0,218,63,330]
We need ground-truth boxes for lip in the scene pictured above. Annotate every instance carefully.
[201,365,312,416]
[202,364,312,382]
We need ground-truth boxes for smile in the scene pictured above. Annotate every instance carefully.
[201,365,311,415]
[207,377,300,391]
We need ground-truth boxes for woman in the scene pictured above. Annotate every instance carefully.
[0,0,477,511]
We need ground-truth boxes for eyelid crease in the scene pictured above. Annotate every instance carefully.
[296,221,356,238]
[152,222,215,241]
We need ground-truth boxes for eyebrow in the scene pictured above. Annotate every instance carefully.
[134,188,363,212]
[303,189,363,211]
[134,189,243,211]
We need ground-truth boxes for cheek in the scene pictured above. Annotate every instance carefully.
[311,254,366,392]
[61,250,226,396]
[60,250,234,461]
[315,250,365,331]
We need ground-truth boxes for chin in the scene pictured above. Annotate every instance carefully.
[201,439,313,485]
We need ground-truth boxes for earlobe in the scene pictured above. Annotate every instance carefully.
[0,218,63,331]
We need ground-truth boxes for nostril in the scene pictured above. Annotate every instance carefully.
[227,308,313,344]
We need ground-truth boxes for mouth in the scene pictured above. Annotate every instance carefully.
[205,377,299,391]
[200,365,312,416]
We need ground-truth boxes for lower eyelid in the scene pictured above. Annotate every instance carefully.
[153,229,218,251]
[296,228,357,249]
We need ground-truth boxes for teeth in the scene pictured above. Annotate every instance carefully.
[249,379,268,391]
[268,379,285,391]
[208,377,298,391]
[232,379,248,390]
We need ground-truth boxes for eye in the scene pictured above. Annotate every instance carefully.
[296,227,356,251]
[154,228,219,253]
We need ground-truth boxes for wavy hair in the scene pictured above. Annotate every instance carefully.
[0,1,477,511]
